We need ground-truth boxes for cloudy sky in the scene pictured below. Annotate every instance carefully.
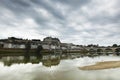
[0,0,120,46]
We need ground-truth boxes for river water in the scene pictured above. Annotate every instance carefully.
[0,55,120,80]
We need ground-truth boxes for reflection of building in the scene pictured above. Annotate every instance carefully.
[115,48,120,55]
[0,55,61,67]
[1,56,41,66]
[105,48,113,54]
[42,58,60,67]
[89,48,97,54]
[1,53,91,67]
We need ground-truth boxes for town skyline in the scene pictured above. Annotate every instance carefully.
[0,36,120,47]
[0,0,120,46]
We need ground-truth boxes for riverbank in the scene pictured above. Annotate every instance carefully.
[0,48,53,56]
[0,48,83,56]
[79,61,120,70]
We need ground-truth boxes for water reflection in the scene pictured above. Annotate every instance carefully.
[0,54,120,80]
[0,54,81,67]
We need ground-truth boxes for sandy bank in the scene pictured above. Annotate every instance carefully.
[79,61,120,70]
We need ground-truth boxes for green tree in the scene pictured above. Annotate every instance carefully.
[36,45,43,59]
[112,44,118,47]
[24,41,31,62]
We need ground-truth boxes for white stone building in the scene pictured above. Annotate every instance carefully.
[3,43,25,49]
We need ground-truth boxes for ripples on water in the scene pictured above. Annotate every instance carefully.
[0,55,120,80]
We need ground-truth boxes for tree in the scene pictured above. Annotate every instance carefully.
[24,41,31,62]
[36,45,43,59]
[112,44,118,47]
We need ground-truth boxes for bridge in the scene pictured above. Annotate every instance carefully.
[85,47,120,55]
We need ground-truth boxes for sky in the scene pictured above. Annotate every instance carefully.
[0,0,120,46]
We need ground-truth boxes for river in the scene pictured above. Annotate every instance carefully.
[0,55,120,80]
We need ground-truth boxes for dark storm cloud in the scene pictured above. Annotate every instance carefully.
[88,13,120,25]
[0,0,65,21]
[0,0,31,13]
[0,0,62,33]
[11,0,30,7]
[30,0,65,20]
[53,0,90,8]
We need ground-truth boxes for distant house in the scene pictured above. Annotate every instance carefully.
[32,39,41,44]
[60,43,68,50]
[3,43,13,48]
[3,42,25,49]
[71,45,82,50]
[60,43,82,51]
[0,37,42,49]
[1,37,26,49]
[31,44,38,49]
[42,44,60,50]
[42,44,50,50]
[31,39,41,49]
[20,44,25,48]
